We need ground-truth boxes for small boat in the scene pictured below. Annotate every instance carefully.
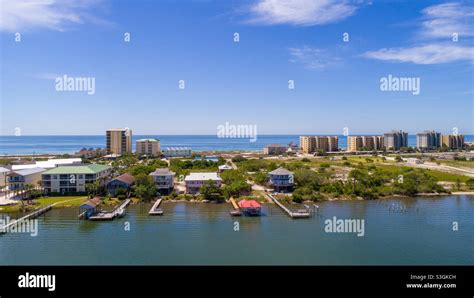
[230,210,242,216]
[115,208,126,218]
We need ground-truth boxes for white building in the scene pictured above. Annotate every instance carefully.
[42,164,111,194]
[184,172,222,194]
[11,158,82,171]
[162,147,192,158]
[7,168,46,190]
[0,167,11,188]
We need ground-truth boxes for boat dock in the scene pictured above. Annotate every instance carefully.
[148,198,163,215]
[0,205,53,234]
[267,194,311,218]
[89,199,131,220]
[229,197,242,216]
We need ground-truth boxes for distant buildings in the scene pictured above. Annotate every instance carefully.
[442,135,465,149]
[347,136,384,152]
[106,128,132,155]
[184,172,222,194]
[42,164,111,194]
[162,147,192,158]
[263,144,287,155]
[7,168,46,190]
[136,138,161,156]
[299,136,338,154]
[268,167,294,193]
[106,173,135,196]
[149,168,175,195]
[383,130,408,150]
[416,130,441,149]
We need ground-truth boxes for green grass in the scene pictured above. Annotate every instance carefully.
[437,160,474,169]
[0,196,87,213]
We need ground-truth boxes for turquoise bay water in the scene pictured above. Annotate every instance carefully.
[0,195,472,265]
[2,135,473,155]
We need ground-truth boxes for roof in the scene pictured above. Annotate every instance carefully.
[218,164,233,170]
[110,173,135,185]
[269,167,294,175]
[184,172,222,182]
[149,168,175,176]
[136,138,160,142]
[163,147,191,151]
[80,197,101,208]
[265,144,286,148]
[238,200,262,209]
[0,166,10,173]
[43,164,111,175]
[12,158,82,170]
[11,167,46,176]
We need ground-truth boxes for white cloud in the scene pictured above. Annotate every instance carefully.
[364,2,474,65]
[420,2,474,39]
[363,44,474,64]
[289,46,340,69]
[247,0,362,26]
[0,0,108,32]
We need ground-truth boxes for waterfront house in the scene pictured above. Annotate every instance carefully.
[106,173,135,196]
[268,167,294,193]
[238,199,262,216]
[79,197,102,219]
[263,144,287,155]
[184,172,222,194]
[42,164,111,195]
[7,168,45,191]
[149,168,176,195]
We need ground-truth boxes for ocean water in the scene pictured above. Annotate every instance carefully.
[0,195,472,265]
[1,135,473,155]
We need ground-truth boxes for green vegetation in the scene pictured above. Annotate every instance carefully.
[0,196,87,213]
[200,180,225,202]
[220,170,251,198]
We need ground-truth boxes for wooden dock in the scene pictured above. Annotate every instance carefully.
[229,197,242,216]
[267,194,311,218]
[0,205,52,234]
[148,198,163,215]
[89,199,131,221]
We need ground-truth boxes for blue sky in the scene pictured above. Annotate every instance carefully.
[0,0,473,135]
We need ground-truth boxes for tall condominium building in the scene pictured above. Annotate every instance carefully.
[416,130,441,149]
[441,135,465,149]
[347,136,384,151]
[136,138,160,156]
[383,130,408,150]
[299,136,338,153]
[106,128,132,155]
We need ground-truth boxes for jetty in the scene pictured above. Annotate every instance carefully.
[89,199,131,221]
[229,197,242,216]
[148,198,164,215]
[0,205,52,234]
[267,194,310,218]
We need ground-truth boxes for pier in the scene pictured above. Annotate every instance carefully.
[0,205,52,234]
[267,194,311,218]
[148,198,164,215]
[229,197,241,216]
[89,199,131,220]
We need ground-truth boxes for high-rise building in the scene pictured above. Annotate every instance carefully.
[441,135,464,149]
[299,136,338,153]
[416,130,441,149]
[383,130,408,150]
[347,136,384,151]
[136,138,160,156]
[106,128,132,155]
